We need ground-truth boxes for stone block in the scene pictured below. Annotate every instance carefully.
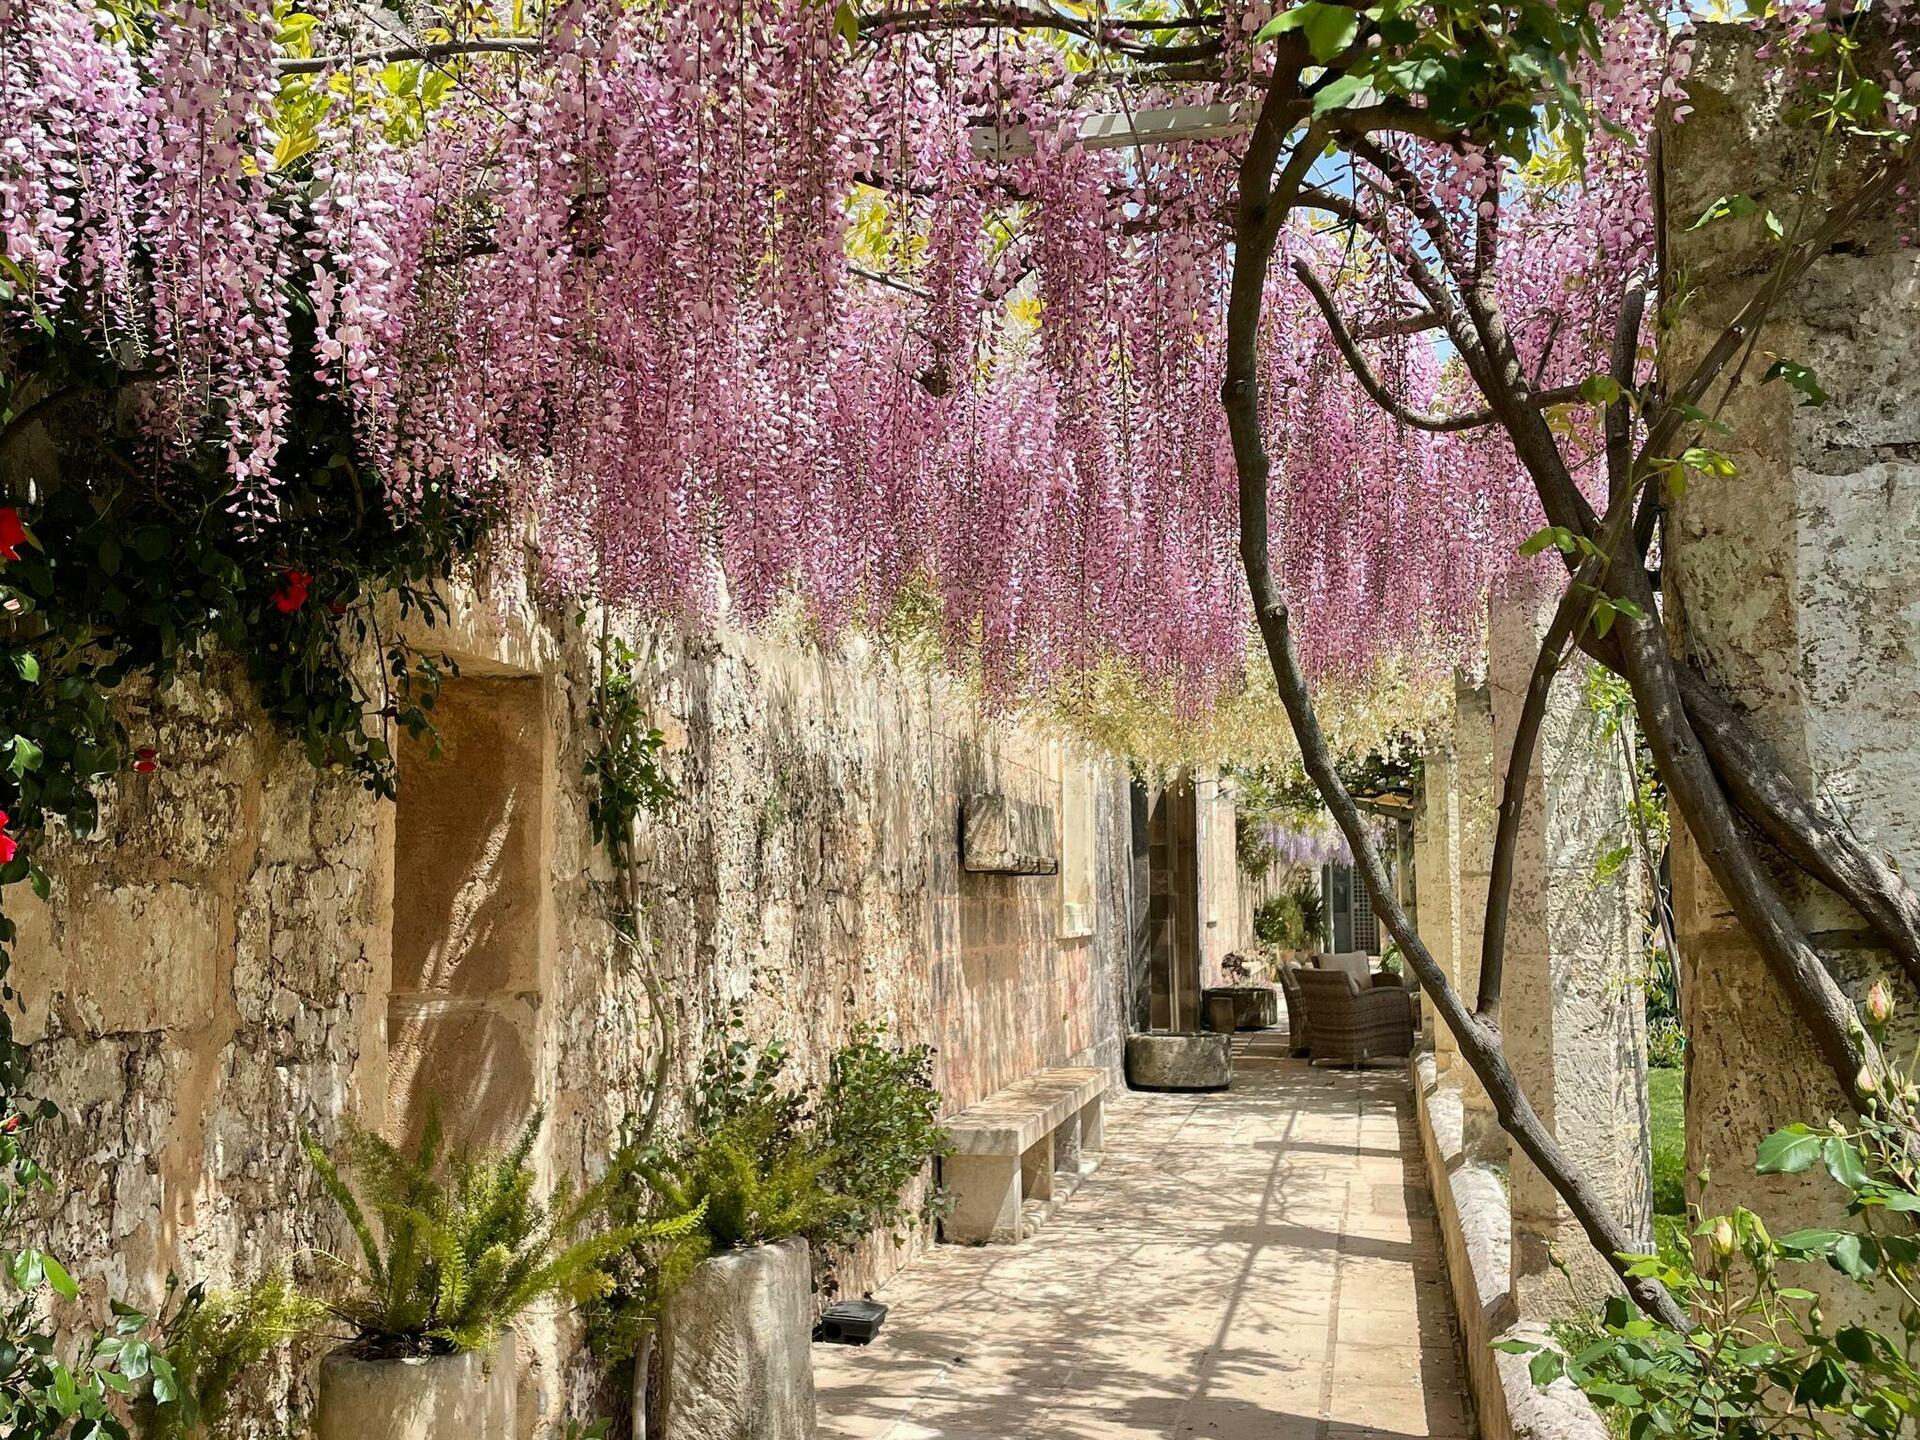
[385,1000,536,1151]
[1125,1032,1231,1091]
[960,793,1058,874]
[55,878,219,1036]
[315,1338,517,1440]
[392,674,550,997]
[657,1238,817,1440]
[940,1153,1024,1243]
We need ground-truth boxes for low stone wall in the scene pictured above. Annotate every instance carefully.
[1409,1052,1608,1440]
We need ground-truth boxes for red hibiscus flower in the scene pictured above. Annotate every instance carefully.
[133,746,158,774]
[0,509,25,564]
[272,568,313,614]
[0,811,17,866]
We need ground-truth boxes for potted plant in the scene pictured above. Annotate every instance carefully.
[596,1023,947,1440]
[303,1110,635,1440]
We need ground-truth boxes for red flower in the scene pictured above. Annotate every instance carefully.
[133,746,158,774]
[0,811,17,866]
[272,568,312,614]
[0,509,25,563]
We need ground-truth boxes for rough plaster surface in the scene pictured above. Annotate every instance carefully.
[1488,591,1651,1317]
[12,570,1141,1434]
[1661,25,1920,1304]
[656,1239,816,1440]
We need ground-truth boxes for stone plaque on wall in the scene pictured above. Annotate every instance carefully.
[961,793,1059,875]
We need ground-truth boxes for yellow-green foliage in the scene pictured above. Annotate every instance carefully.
[303,1110,644,1359]
[130,1268,323,1440]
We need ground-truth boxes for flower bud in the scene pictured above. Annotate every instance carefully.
[1869,981,1893,1025]
[1858,1065,1879,1097]
[1711,1217,1736,1257]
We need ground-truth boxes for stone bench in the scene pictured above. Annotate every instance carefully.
[938,1066,1109,1245]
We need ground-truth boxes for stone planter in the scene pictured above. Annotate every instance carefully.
[1206,985,1280,1031]
[1125,1032,1232,1091]
[648,1237,816,1440]
[1201,990,1239,1034]
[315,1336,516,1440]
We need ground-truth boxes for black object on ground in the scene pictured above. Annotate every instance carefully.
[815,1299,888,1345]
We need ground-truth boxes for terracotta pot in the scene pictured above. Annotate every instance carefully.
[316,1335,516,1440]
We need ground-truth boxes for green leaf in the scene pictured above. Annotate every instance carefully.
[1795,1354,1849,1406]
[1519,525,1577,557]
[10,652,37,682]
[40,1253,75,1301]
[1311,71,1370,116]
[1689,193,1759,230]
[1776,1227,1843,1258]
[1823,1135,1871,1191]
[1257,0,1362,58]
[1831,1231,1876,1280]
[832,0,859,47]
[7,734,42,776]
[1755,1124,1823,1175]
[1763,357,1829,407]
[1579,374,1623,405]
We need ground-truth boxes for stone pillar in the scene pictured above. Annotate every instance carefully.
[1491,591,1651,1318]
[1415,743,1462,1061]
[1452,675,1507,1162]
[1661,26,1920,1267]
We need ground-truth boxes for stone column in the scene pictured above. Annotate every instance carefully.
[1413,743,1462,1060]
[1452,675,1507,1162]
[1492,591,1651,1318]
[1661,26,1920,1268]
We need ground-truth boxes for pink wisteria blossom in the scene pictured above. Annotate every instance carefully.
[0,0,1690,703]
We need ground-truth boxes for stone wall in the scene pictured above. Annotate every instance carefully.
[1660,24,1920,1268]
[12,568,1140,1434]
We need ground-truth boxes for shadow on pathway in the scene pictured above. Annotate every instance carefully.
[815,1033,1474,1439]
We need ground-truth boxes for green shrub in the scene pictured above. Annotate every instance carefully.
[816,1024,951,1248]
[591,1021,950,1357]
[1253,881,1324,951]
[303,1110,639,1359]
[1518,987,1920,1436]
[130,1268,323,1440]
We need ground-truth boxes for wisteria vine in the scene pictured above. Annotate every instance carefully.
[0,0,1636,720]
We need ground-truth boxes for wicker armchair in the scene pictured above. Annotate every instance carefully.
[1295,967,1415,1066]
[1276,963,1311,1057]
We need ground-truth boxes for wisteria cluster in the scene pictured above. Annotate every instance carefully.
[0,0,1669,704]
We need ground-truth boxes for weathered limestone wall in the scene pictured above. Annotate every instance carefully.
[1488,592,1649,1317]
[1661,26,1920,1251]
[13,569,1138,1432]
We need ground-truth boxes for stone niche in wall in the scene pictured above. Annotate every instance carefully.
[387,669,551,1151]
[961,793,1059,875]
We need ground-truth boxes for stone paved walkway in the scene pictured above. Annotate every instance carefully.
[815,1034,1473,1439]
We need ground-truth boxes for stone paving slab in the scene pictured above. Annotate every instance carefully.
[815,1035,1474,1439]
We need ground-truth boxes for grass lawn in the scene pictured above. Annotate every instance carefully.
[1648,1065,1690,1266]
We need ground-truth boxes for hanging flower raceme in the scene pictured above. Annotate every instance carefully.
[0,0,1687,714]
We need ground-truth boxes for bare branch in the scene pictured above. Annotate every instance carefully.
[276,36,543,75]
[858,6,1223,63]
[1292,259,1581,432]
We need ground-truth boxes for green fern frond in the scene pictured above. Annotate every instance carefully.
[302,1127,385,1285]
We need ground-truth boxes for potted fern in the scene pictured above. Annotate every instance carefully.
[599,1023,947,1440]
[304,1111,636,1440]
